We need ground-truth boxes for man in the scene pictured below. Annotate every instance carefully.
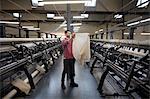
[61,30,78,89]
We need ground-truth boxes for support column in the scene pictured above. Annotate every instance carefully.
[37,21,41,38]
[122,29,124,39]
[50,34,53,38]
[0,23,6,38]
[129,27,135,39]
[46,33,48,38]
[106,23,108,39]
[95,34,98,39]
[66,4,72,32]
[25,30,29,38]
[92,35,94,39]
[18,13,21,38]
[101,33,104,39]
[110,31,114,39]
[122,0,125,39]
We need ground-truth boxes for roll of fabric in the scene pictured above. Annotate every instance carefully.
[11,79,31,95]
[73,33,91,65]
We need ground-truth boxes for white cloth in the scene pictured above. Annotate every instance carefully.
[73,33,91,65]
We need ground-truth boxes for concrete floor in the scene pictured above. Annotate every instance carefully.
[25,56,101,99]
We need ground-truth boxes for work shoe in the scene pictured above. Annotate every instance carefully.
[61,83,66,89]
[70,82,78,87]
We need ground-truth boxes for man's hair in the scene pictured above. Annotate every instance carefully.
[65,30,69,34]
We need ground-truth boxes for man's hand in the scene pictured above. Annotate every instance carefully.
[72,33,75,39]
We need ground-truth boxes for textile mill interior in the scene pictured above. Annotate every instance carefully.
[0,0,150,99]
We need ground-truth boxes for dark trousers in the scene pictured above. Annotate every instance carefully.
[61,58,75,83]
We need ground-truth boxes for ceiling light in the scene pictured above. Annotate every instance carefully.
[81,14,89,18]
[27,28,40,31]
[38,0,90,6]
[22,26,34,29]
[141,33,150,35]
[71,23,82,26]
[85,0,96,7]
[31,0,43,7]
[73,16,85,19]
[22,25,40,31]
[95,31,98,33]
[47,14,55,18]
[124,33,136,35]
[136,0,149,8]
[53,16,64,19]
[0,21,19,24]
[140,18,150,23]
[99,29,103,32]
[127,17,150,26]
[60,23,82,27]
[114,14,123,19]
[127,21,140,26]
[13,13,22,18]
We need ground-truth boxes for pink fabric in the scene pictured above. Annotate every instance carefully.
[62,37,74,59]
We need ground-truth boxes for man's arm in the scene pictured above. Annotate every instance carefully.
[62,38,69,47]
[70,33,75,41]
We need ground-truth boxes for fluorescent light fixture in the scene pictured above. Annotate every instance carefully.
[85,0,96,7]
[95,31,98,33]
[60,23,82,27]
[0,21,19,24]
[71,23,82,26]
[53,16,64,19]
[32,0,43,7]
[127,17,150,26]
[81,14,89,18]
[127,21,140,26]
[27,28,40,31]
[124,33,129,35]
[22,25,40,31]
[22,26,34,29]
[13,13,22,18]
[140,18,150,23]
[38,0,90,6]
[124,33,136,35]
[136,0,149,8]
[60,24,68,27]
[114,14,123,19]
[99,29,103,32]
[141,33,150,35]
[32,6,37,8]
[73,16,85,19]
[47,14,55,18]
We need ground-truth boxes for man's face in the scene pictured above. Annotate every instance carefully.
[65,32,70,38]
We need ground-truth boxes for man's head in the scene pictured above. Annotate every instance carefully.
[65,30,70,38]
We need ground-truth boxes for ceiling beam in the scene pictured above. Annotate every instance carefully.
[1,19,123,23]
[2,10,150,15]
